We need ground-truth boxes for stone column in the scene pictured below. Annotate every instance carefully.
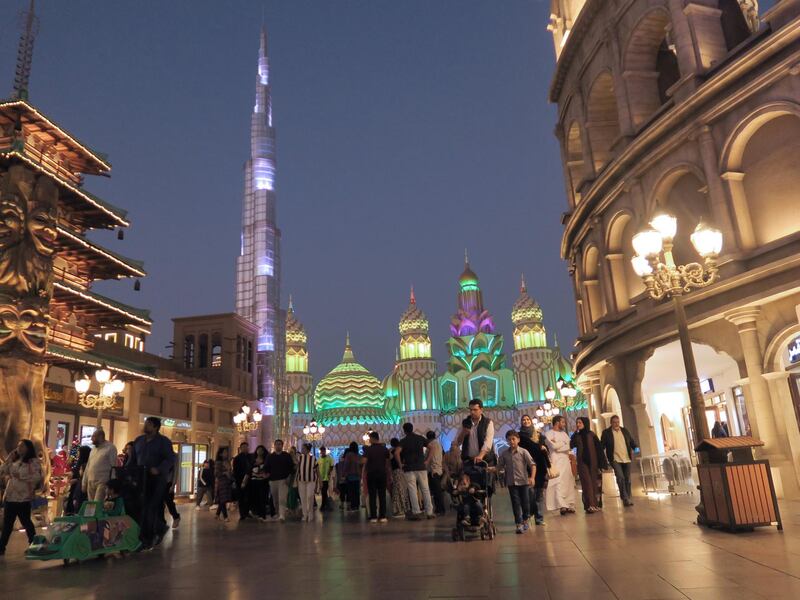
[720,171,757,250]
[682,2,727,70]
[725,307,783,456]
[696,126,738,251]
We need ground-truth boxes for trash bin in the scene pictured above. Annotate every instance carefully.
[694,436,782,532]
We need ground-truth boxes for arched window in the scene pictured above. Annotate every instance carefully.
[198,333,209,369]
[624,9,679,127]
[719,0,753,51]
[211,333,222,368]
[582,246,606,325]
[740,113,800,246]
[606,212,645,311]
[586,72,621,172]
[183,335,195,369]
[565,121,586,203]
[653,168,712,266]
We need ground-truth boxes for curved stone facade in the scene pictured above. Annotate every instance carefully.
[551,0,800,496]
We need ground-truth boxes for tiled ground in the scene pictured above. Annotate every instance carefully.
[1,492,798,599]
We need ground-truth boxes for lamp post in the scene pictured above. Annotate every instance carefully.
[302,421,325,455]
[533,386,561,430]
[74,366,126,427]
[233,404,263,434]
[631,212,723,448]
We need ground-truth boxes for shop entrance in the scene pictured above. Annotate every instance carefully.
[171,443,209,496]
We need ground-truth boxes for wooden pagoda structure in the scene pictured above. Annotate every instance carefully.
[0,97,154,461]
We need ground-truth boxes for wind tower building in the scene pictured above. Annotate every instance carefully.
[235,27,284,441]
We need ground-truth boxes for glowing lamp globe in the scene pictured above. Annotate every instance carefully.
[74,376,91,395]
[253,411,263,422]
[95,367,111,384]
[319,425,326,434]
[552,407,561,415]
[632,229,663,258]
[631,255,653,277]
[544,386,556,402]
[691,221,723,257]
[303,426,310,435]
[536,408,544,417]
[556,377,565,390]
[111,379,125,394]
[101,383,115,397]
[241,405,251,415]
[650,213,678,241]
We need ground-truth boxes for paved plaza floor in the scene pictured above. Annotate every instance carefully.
[1,493,799,600]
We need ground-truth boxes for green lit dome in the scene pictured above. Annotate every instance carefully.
[314,336,396,426]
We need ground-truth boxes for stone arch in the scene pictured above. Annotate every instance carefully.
[565,120,586,204]
[581,245,606,324]
[586,71,621,172]
[764,322,800,373]
[623,7,680,127]
[720,102,800,247]
[602,385,623,428]
[650,163,711,266]
[605,210,645,311]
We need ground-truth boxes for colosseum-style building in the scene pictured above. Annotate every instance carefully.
[550,0,800,497]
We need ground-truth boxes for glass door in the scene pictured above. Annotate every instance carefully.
[178,444,194,495]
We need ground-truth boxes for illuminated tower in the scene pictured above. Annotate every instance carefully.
[286,298,313,418]
[235,27,284,436]
[391,287,439,413]
[441,253,514,410]
[511,275,554,405]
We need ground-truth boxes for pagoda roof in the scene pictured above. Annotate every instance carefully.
[0,150,129,229]
[52,280,152,333]
[56,226,146,280]
[0,99,111,175]
[45,344,157,381]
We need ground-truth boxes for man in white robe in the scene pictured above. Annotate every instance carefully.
[544,415,576,514]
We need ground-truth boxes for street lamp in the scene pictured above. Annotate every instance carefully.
[362,430,375,446]
[302,420,325,455]
[74,366,126,427]
[631,212,723,446]
[233,405,262,433]
[533,388,560,429]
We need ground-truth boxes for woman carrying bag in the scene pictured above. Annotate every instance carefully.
[0,439,43,556]
[570,417,608,514]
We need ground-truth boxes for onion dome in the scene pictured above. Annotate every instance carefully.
[313,334,395,426]
[511,274,544,326]
[459,249,480,292]
[399,286,429,335]
[285,296,307,346]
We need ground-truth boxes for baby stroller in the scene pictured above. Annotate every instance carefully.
[451,460,496,541]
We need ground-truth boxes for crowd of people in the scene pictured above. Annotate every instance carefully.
[0,400,641,557]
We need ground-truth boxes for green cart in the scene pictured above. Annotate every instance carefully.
[25,501,140,565]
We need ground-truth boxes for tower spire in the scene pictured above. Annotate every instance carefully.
[288,294,294,312]
[520,273,527,293]
[410,284,416,304]
[464,248,469,267]
[12,0,39,100]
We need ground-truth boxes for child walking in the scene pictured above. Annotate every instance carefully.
[497,430,534,534]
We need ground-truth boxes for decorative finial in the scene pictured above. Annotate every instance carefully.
[520,273,527,293]
[464,248,469,266]
[553,333,559,348]
[288,294,294,312]
[345,331,350,347]
[409,284,416,304]
[12,0,39,100]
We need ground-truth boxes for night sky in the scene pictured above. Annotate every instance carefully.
[2,0,577,382]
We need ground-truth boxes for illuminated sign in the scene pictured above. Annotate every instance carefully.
[788,336,800,364]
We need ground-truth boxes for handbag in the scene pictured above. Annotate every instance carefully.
[546,467,560,480]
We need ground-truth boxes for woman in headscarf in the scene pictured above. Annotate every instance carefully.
[570,417,607,513]
[711,421,728,438]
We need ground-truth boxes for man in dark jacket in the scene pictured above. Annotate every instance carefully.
[233,442,253,520]
[518,430,550,525]
[131,417,175,548]
[601,415,637,507]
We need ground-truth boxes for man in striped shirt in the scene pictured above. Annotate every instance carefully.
[296,444,319,522]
